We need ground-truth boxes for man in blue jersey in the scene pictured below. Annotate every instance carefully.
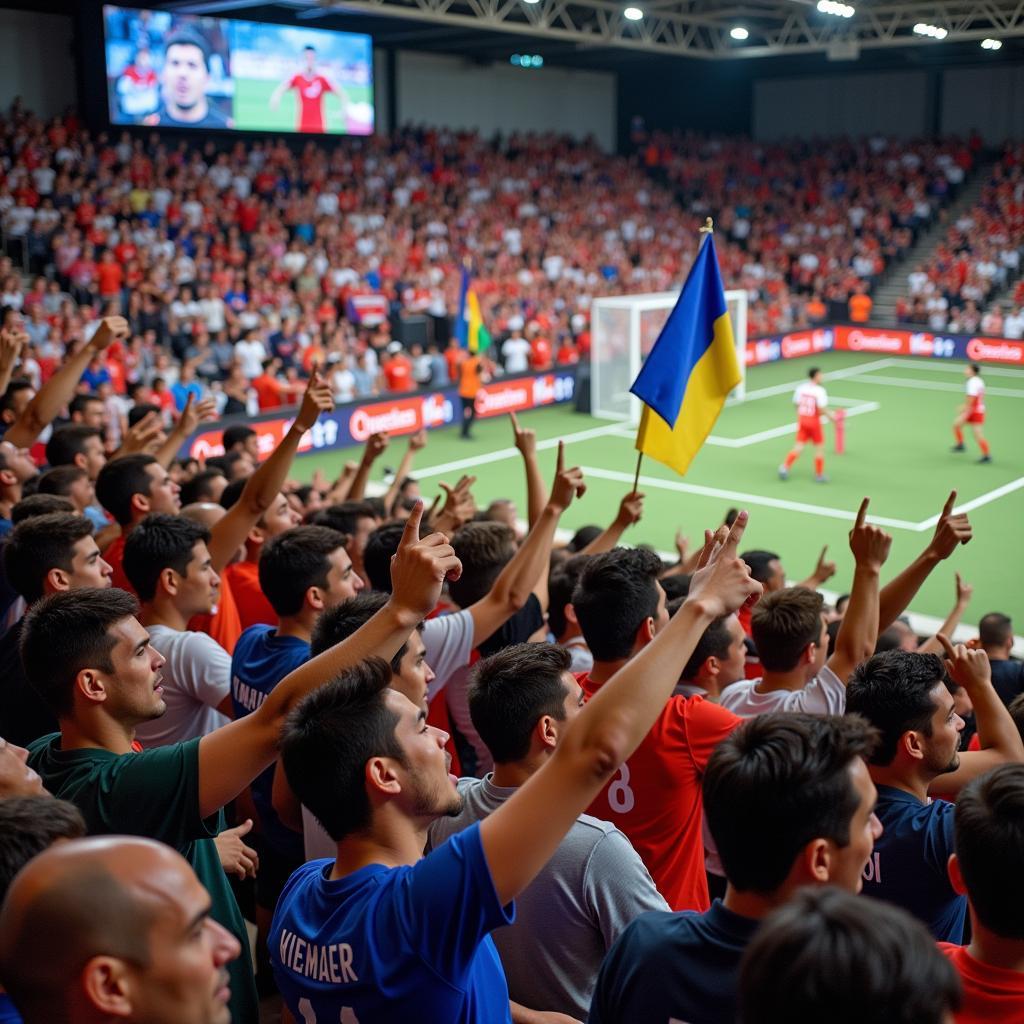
[588,713,882,1024]
[846,638,1024,942]
[230,524,362,963]
[270,494,763,1024]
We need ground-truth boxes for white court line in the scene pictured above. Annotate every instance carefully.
[736,357,897,402]
[579,465,924,531]
[705,401,881,448]
[916,476,1024,530]
[887,358,1024,378]
[412,422,628,480]
[842,373,1024,398]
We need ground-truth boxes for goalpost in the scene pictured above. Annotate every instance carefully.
[590,289,749,426]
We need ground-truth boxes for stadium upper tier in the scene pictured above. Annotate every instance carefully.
[0,103,984,377]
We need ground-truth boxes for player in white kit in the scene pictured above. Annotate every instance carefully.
[779,367,836,482]
[952,363,992,463]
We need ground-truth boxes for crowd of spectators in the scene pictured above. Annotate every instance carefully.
[0,100,983,424]
[0,99,1022,1024]
[899,142,1024,336]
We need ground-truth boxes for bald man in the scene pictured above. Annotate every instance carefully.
[0,836,240,1024]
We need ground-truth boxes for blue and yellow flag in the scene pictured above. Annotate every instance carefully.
[455,267,492,354]
[630,233,741,476]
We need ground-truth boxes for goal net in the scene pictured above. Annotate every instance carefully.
[590,289,748,426]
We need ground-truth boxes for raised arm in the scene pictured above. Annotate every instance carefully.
[917,573,973,656]
[347,431,389,501]
[795,545,837,592]
[206,371,333,573]
[5,316,128,449]
[384,430,426,514]
[826,498,893,684]
[510,412,547,528]
[197,502,461,818]
[578,491,644,556]
[877,491,972,631]
[429,474,477,536]
[152,393,218,470]
[479,514,762,906]
[467,441,585,646]
[929,636,1024,797]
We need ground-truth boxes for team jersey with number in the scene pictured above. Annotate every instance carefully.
[794,381,828,423]
[288,73,335,133]
[966,375,986,416]
[580,674,741,912]
[270,823,514,1024]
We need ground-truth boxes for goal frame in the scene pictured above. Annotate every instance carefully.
[590,289,748,427]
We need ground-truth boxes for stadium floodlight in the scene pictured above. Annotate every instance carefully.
[623,7,644,21]
[913,22,948,39]
[817,1,854,17]
[730,25,749,40]
[981,38,1003,49]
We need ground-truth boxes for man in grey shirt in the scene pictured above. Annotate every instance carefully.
[426,642,667,1019]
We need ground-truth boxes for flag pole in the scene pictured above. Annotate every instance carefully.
[632,449,643,494]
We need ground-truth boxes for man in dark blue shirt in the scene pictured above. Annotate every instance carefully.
[979,612,1024,705]
[270,490,763,1023]
[846,641,1024,942]
[231,525,362,913]
[588,712,882,1024]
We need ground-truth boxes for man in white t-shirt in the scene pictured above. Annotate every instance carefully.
[721,498,891,718]
[502,330,531,375]
[779,367,836,483]
[235,329,267,380]
[952,362,992,463]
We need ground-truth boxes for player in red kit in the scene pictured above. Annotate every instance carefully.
[952,362,992,463]
[779,366,836,483]
[269,44,346,134]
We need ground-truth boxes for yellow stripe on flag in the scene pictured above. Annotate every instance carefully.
[635,312,741,476]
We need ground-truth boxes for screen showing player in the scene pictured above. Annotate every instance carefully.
[103,5,374,136]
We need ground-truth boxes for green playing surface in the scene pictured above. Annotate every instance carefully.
[231,77,374,133]
[293,351,1023,625]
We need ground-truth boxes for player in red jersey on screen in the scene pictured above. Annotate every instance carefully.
[952,362,992,463]
[779,366,836,483]
[269,44,346,134]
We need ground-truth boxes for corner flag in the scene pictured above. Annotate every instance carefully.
[630,232,741,476]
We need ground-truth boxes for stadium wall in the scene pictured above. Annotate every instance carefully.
[0,9,75,118]
[941,66,1024,143]
[752,71,929,140]
[395,51,616,150]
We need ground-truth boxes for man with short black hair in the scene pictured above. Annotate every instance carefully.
[942,763,1024,1018]
[0,512,112,745]
[223,423,258,463]
[979,611,1024,705]
[36,465,95,517]
[676,612,747,700]
[846,640,1024,941]
[738,887,960,1024]
[269,512,760,1023]
[0,796,85,906]
[427,641,667,1020]
[589,713,882,1024]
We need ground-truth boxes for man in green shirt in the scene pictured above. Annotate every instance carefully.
[22,503,461,1024]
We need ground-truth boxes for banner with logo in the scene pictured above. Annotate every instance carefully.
[182,367,579,461]
[744,324,1024,367]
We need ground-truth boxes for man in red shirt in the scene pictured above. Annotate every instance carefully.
[530,332,553,371]
[269,45,345,134]
[942,764,1024,1023]
[382,342,415,393]
[572,547,743,912]
[252,359,285,410]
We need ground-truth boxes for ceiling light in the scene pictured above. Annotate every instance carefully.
[730,25,749,40]
[913,22,947,39]
[981,38,1002,49]
[522,0,541,5]
[817,1,854,17]
[624,7,643,20]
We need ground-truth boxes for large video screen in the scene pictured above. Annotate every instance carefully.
[102,5,374,135]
